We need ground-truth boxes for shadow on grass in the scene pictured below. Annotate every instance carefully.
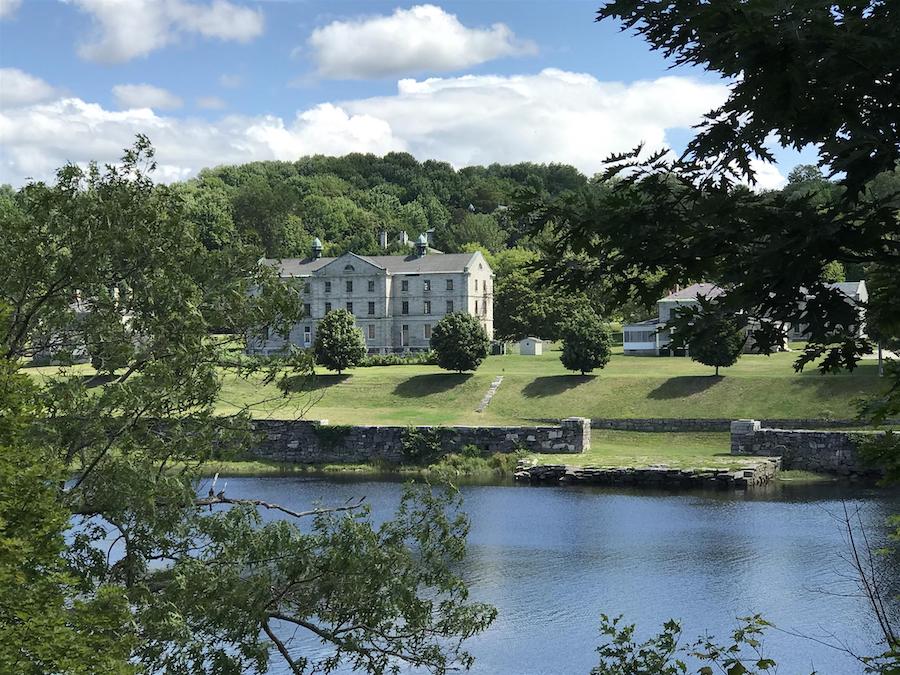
[522,374,594,398]
[647,376,723,400]
[393,373,472,398]
[279,374,350,393]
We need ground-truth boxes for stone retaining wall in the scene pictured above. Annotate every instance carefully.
[730,419,882,475]
[248,417,590,464]
[526,418,898,432]
[515,458,780,489]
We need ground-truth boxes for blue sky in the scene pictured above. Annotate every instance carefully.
[0,0,816,186]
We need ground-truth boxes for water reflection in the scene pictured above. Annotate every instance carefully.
[220,477,898,674]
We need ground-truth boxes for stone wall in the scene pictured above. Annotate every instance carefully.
[515,458,780,489]
[730,419,882,475]
[581,418,897,432]
[248,417,590,464]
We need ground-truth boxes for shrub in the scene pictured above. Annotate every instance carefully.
[560,310,612,375]
[312,309,366,374]
[359,351,437,367]
[431,312,490,373]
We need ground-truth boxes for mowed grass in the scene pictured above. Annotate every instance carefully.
[216,345,884,425]
[29,345,884,426]
[530,431,742,469]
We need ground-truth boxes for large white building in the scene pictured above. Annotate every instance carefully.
[249,236,494,355]
[622,281,868,356]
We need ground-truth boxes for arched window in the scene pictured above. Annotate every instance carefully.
[344,264,355,272]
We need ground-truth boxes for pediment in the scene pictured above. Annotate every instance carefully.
[313,252,385,276]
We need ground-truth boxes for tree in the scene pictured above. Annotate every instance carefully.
[435,213,507,252]
[0,139,495,674]
[670,298,746,376]
[431,312,490,373]
[313,308,366,374]
[560,310,612,375]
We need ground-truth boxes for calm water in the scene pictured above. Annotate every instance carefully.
[223,476,899,674]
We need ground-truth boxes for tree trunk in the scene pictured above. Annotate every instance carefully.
[715,365,719,376]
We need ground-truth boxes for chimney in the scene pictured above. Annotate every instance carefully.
[415,233,428,257]
[312,237,323,259]
[378,230,388,249]
[398,231,408,246]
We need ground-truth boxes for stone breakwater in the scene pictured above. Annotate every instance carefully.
[248,417,591,464]
[515,458,781,489]
[730,419,882,476]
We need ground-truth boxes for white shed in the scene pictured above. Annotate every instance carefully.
[519,337,544,356]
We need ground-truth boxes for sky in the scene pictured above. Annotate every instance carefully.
[0,0,817,188]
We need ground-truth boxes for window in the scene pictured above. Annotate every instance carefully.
[367,324,376,340]
[344,264,355,272]
[303,326,311,346]
[303,303,311,317]
[446,300,453,313]
[474,279,479,291]
[446,279,453,291]
[401,324,409,346]
[346,302,353,313]
[424,324,432,339]
[423,279,431,292]
[368,279,375,292]
[401,279,408,292]
[368,301,375,315]
[303,282,310,293]
[325,302,332,313]
[346,280,353,293]
[423,300,431,315]
[401,301,409,315]
[475,300,479,314]
[324,281,331,293]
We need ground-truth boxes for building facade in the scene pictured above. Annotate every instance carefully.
[249,239,494,355]
[622,281,866,356]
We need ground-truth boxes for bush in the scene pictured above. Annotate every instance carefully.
[431,312,490,373]
[359,351,437,367]
[312,309,366,374]
[560,310,612,375]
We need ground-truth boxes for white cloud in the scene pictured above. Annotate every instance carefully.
[218,73,243,88]
[748,159,786,191]
[71,0,264,64]
[113,84,183,110]
[308,4,537,79]
[0,0,22,20]
[0,68,57,108]
[0,68,731,186]
[196,95,226,110]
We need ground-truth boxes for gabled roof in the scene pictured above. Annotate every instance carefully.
[265,251,485,277]
[659,283,725,301]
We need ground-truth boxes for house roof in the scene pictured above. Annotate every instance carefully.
[265,251,484,277]
[829,281,866,298]
[659,283,726,301]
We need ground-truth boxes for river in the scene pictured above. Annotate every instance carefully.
[223,476,899,674]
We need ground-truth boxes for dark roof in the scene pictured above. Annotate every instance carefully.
[660,283,725,301]
[265,252,484,277]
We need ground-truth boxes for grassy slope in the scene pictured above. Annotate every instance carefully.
[215,346,883,425]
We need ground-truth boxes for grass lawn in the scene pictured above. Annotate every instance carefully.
[213,345,883,425]
[528,430,746,469]
[27,344,884,426]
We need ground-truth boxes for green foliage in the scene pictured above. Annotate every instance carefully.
[359,350,436,367]
[401,426,446,464]
[431,312,491,373]
[593,614,799,675]
[0,141,494,673]
[313,308,366,374]
[435,212,507,252]
[669,297,747,376]
[560,310,612,375]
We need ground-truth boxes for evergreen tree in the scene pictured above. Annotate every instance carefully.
[560,310,612,375]
[431,313,490,373]
[313,309,366,374]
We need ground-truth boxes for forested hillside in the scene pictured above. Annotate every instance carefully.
[176,152,588,258]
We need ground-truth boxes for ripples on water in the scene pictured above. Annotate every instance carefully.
[221,477,899,675]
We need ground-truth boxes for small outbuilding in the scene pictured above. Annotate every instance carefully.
[519,337,544,356]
